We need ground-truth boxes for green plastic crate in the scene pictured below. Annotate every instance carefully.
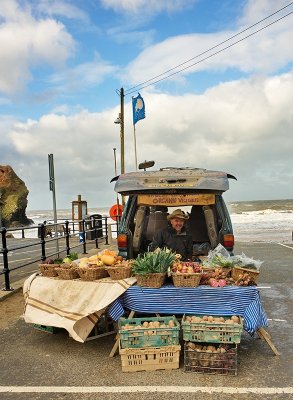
[119,316,180,349]
[33,324,60,334]
[181,315,243,344]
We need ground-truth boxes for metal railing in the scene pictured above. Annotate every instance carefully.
[0,216,120,291]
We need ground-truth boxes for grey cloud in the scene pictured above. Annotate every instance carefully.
[2,72,293,209]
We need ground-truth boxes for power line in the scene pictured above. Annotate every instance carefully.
[123,3,293,96]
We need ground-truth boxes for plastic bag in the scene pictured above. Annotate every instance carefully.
[205,244,235,268]
[193,242,211,256]
[231,253,263,271]
[208,244,231,260]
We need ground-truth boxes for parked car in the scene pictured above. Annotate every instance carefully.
[113,167,236,259]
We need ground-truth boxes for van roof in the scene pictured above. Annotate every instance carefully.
[114,167,236,195]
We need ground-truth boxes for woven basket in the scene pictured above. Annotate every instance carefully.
[56,266,79,280]
[212,266,232,276]
[106,265,132,280]
[171,273,202,287]
[135,273,166,288]
[39,264,60,277]
[77,266,108,281]
[232,266,260,283]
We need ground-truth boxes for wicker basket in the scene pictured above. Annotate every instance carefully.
[56,266,79,280]
[39,263,60,277]
[135,273,166,288]
[212,266,232,276]
[106,265,132,280]
[171,273,202,287]
[77,266,108,281]
[232,266,260,283]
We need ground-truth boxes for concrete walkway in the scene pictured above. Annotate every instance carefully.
[0,241,292,400]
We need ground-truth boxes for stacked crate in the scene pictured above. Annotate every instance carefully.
[118,316,181,372]
[181,315,243,375]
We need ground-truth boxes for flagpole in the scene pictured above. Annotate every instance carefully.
[133,124,138,171]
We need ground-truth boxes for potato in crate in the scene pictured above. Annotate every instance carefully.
[182,314,243,343]
[119,344,181,372]
[184,342,237,375]
[119,316,180,349]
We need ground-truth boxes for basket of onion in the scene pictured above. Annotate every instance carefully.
[231,266,260,284]
[171,261,202,287]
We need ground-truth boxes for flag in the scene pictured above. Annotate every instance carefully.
[132,93,145,125]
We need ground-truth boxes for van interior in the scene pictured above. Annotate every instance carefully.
[132,204,220,257]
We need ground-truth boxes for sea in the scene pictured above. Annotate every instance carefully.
[14,199,293,243]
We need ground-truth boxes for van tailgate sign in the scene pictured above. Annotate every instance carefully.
[137,194,215,206]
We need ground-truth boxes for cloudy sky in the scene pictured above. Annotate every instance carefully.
[0,0,292,210]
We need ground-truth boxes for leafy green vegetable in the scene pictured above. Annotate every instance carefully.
[209,254,238,268]
[53,258,63,264]
[133,248,176,275]
[68,252,79,261]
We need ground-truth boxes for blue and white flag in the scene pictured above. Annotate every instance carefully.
[132,93,145,125]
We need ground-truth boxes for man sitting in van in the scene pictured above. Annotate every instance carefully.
[149,209,193,260]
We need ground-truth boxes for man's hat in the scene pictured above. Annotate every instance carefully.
[167,209,189,221]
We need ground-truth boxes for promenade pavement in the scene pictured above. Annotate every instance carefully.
[0,241,292,400]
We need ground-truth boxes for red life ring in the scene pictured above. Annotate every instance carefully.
[109,204,123,221]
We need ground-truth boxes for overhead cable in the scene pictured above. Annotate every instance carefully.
[123,3,293,96]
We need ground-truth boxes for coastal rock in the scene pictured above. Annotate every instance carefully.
[0,165,33,228]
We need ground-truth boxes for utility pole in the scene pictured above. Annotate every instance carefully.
[119,87,125,175]
[115,87,125,206]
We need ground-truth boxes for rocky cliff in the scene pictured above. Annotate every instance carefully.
[0,165,33,227]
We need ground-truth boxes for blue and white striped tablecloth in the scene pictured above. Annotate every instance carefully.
[108,285,268,334]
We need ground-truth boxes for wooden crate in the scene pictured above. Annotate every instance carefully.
[119,345,181,372]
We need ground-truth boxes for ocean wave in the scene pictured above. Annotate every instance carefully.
[230,208,293,216]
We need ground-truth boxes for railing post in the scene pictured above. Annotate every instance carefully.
[39,223,46,262]
[105,216,109,245]
[94,220,99,249]
[21,226,25,239]
[65,220,70,256]
[82,219,87,254]
[1,227,13,291]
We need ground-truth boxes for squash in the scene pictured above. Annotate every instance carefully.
[101,254,115,266]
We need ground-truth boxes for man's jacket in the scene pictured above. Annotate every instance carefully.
[149,224,193,260]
